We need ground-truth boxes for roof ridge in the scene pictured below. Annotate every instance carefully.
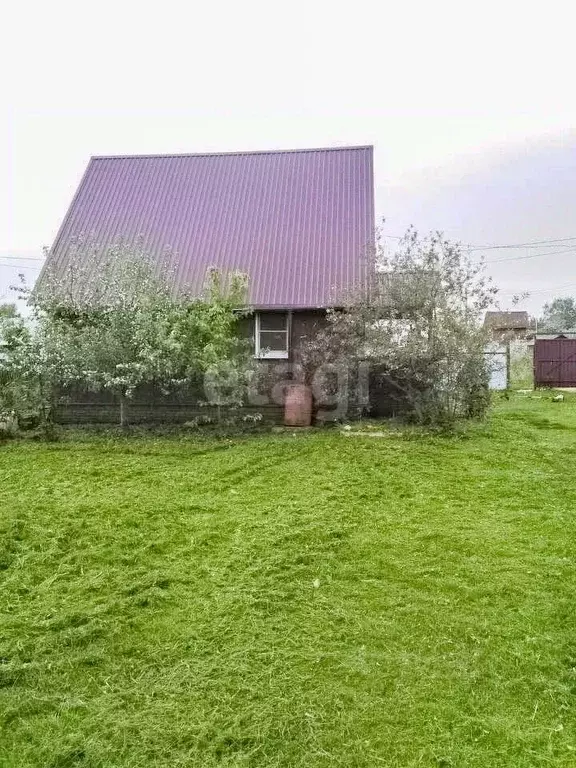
[90,145,373,161]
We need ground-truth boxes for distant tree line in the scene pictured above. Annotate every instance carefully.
[536,296,576,333]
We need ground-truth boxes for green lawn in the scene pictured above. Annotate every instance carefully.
[1,396,576,767]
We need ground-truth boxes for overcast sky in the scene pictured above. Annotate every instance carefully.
[2,0,575,315]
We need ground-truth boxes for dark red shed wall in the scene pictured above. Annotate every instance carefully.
[534,339,576,387]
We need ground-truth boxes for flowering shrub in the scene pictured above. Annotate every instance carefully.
[297,227,496,426]
[0,241,251,427]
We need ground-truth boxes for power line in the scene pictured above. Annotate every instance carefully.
[383,233,576,253]
[382,231,576,294]
[0,255,45,261]
[0,262,42,270]
[500,281,576,295]
[485,246,576,264]
[470,236,576,251]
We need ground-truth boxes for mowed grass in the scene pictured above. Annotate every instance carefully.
[1,397,576,767]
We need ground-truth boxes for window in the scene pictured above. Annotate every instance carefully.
[255,312,290,359]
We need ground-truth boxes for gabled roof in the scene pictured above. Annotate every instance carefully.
[44,146,375,308]
[484,311,529,329]
[532,332,576,340]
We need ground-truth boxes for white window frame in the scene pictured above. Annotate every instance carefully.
[255,311,291,359]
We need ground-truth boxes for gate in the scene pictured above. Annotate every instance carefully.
[534,339,576,387]
[484,344,508,390]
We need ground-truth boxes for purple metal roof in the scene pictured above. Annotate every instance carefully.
[45,146,374,308]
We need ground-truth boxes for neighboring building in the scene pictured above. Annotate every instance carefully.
[41,145,375,363]
[484,311,530,340]
[528,332,576,342]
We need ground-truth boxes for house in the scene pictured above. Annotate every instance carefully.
[40,146,375,423]
[42,146,375,363]
[483,311,530,341]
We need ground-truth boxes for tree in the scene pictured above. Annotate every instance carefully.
[0,307,73,428]
[0,303,18,318]
[2,242,250,428]
[297,227,497,426]
[539,296,576,333]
